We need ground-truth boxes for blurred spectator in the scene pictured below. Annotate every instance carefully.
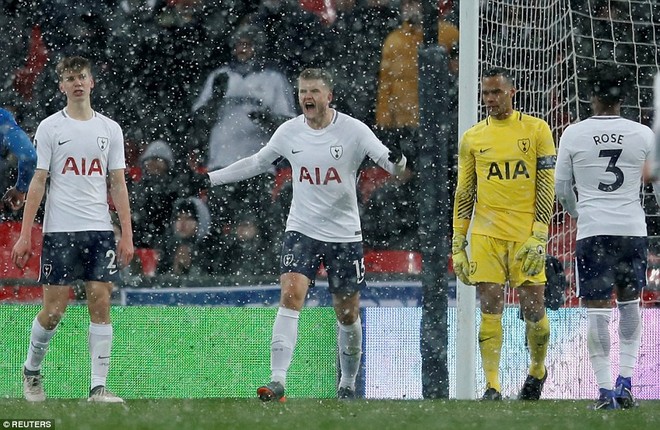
[375,0,459,136]
[125,0,224,155]
[158,196,214,276]
[0,1,34,107]
[220,213,275,276]
[247,0,336,82]
[190,22,296,229]
[36,1,115,53]
[129,139,180,250]
[331,0,399,125]
[0,1,48,128]
[361,160,419,251]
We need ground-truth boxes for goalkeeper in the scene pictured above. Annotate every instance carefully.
[452,67,555,401]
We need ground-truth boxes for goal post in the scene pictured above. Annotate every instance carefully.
[456,0,660,399]
[455,0,479,400]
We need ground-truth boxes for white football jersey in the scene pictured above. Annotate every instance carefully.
[555,116,654,239]
[35,109,125,233]
[260,111,393,242]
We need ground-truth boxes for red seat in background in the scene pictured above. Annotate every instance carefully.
[358,167,391,203]
[134,248,159,277]
[0,221,44,302]
[364,250,422,275]
[0,221,42,279]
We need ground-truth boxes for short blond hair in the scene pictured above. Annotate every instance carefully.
[299,68,334,91]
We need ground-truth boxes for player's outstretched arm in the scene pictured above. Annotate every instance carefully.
[208,151,274,186]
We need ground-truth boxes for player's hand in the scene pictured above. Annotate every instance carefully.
[116,236,135,268]
[387,140,403,164]
[2,187,26,212]
[11,236,32,269]
[514,231,547,276]
[451,232,471,285]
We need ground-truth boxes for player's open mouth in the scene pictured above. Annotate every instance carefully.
[304,102,315,111]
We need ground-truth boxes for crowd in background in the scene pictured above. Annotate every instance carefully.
[0,0,461,279]
[4,0,648,281]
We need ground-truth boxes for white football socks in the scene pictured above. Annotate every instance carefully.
[24,317,58,372]
[338,316,362,391]
[587,308,612,390]
[617,299,642,379]
[270,307,300,386]
[89,322,113,389]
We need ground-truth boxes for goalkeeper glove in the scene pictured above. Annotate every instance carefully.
[514,226,548,276]
[451,232,471,285]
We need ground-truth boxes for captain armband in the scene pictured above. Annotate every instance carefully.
[537,155,556,170]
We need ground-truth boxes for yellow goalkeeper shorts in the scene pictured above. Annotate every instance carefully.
[469,233,546,287]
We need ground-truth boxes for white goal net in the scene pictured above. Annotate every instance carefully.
[470,0,660,400]
[480,0,660,306]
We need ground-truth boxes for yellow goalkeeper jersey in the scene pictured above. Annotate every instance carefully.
[453,110,556,241]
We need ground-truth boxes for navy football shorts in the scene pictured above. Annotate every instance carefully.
[575,235,647,301]
[280,230,366,294]
[40,231,121,285]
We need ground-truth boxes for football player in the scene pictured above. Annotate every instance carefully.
[556,64,657,410]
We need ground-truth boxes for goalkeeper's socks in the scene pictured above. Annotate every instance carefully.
[479,313,503,393]
[270,307,300,385]
[338,316,363,390]
[24,317,58,372]
[617,299,642,378]
[526,314,550,379]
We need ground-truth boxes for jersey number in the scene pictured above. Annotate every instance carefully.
[354,258,365,284]
[106,250,118,275]
[598,149,623,192]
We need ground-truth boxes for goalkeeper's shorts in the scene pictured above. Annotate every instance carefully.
[469,233,546,287]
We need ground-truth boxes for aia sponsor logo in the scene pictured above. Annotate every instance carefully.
[61,157,103,175]
[297,167,341,185]
[486,160,530,180]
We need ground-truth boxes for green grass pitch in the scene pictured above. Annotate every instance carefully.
[1,398,659,430]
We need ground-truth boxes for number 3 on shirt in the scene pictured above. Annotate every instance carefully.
[599,149,623,192]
